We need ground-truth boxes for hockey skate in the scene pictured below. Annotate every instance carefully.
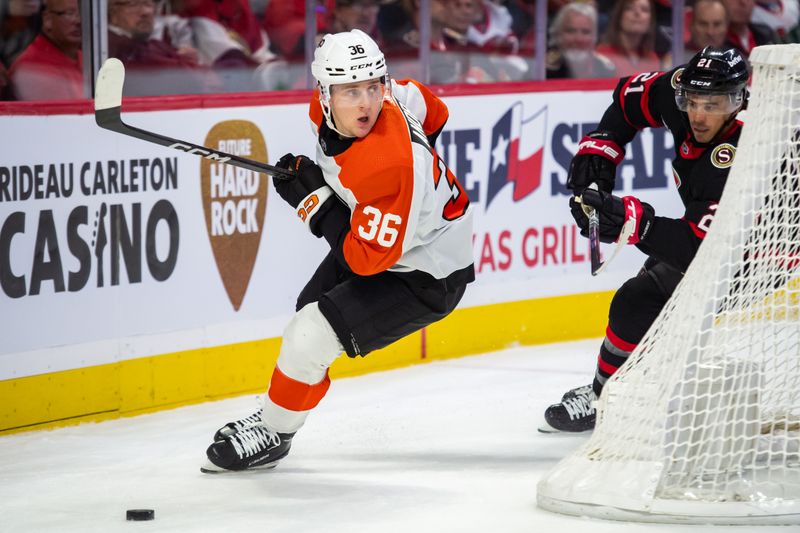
[213,408,263,441]
[559,384,593,403]
[201,424,294,473]
[539,385,596,433]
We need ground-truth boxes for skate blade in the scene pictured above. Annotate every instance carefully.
[537,420,563,434]
[537,420,592,434]
[200,460,280,474]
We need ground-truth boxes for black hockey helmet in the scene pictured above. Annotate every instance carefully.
[675,46,750,114]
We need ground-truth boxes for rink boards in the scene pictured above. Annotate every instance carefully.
[0,80,684,432]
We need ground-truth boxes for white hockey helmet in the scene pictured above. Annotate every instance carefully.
[311,29,388,136]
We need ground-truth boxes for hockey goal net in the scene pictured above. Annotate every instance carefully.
[537,44,800,525]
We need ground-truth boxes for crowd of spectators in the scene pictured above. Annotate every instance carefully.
[0,0,798,99]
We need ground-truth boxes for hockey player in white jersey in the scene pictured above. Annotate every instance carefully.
[202,29,475,472]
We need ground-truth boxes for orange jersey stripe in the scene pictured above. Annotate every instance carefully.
[309,93,416,275]
[336,103,414,275]
[308,80,473,279]
[268,366,331,412]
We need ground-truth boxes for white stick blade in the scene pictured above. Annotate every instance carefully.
[94,58,125,111]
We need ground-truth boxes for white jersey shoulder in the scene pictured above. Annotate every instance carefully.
[390,79,430,127]
[311,93,473,279]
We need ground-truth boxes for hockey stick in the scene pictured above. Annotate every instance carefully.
[583,201,603,275]
[93,58,295,180]
[579,186,635,276]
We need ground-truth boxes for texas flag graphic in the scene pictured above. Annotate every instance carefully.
[486,104,547,208]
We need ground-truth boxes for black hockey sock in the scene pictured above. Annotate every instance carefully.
[593,325,638,397]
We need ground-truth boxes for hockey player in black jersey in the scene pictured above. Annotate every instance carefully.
[540,46,750,433]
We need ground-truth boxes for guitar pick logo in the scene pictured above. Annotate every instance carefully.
[200,120,268,311]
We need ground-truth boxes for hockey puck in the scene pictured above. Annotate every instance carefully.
[126,509,155,521]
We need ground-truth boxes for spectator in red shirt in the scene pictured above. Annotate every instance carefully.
[1,0,42,68]
[684,0,729,61]
[382,0,477,53]
[175,0,273,62]
[721,0,778,56]
[381,0,487,83]
[596,0,662,76]
[108,0,218,95]
[170,0,292,91]
[263,0,328,60]
[322,0,382,40]
[9,0,82,100]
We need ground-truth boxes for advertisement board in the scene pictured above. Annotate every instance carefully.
[0,85,682,383]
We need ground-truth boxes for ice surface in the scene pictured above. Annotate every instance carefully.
[0,339,779,532]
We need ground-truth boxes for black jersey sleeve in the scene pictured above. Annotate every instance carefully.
[597,68,681,146]
[636,162,728,273]
[636,206,716,272]
[316,200,354,273]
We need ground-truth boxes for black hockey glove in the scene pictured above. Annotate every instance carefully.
[570,188,655,245]
[274,153,335,237]
[567,131,624,194]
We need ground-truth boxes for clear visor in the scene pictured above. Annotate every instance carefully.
[675,87,743,115]
[330,80,387,107]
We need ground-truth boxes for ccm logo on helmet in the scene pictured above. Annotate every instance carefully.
[351,63,374,70]
[689,80,712,86]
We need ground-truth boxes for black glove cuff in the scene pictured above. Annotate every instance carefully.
[314,199,350,245]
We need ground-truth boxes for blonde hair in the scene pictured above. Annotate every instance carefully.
[549,2,599,48]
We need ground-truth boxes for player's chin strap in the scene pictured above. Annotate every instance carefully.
[318,84,354,139]
[321,103,355,139]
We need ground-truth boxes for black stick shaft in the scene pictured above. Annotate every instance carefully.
[95,106,295,180]
[94,59,295,180]
[588,212,602,276]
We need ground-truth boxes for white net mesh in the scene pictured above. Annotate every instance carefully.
[537,44,800,524]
